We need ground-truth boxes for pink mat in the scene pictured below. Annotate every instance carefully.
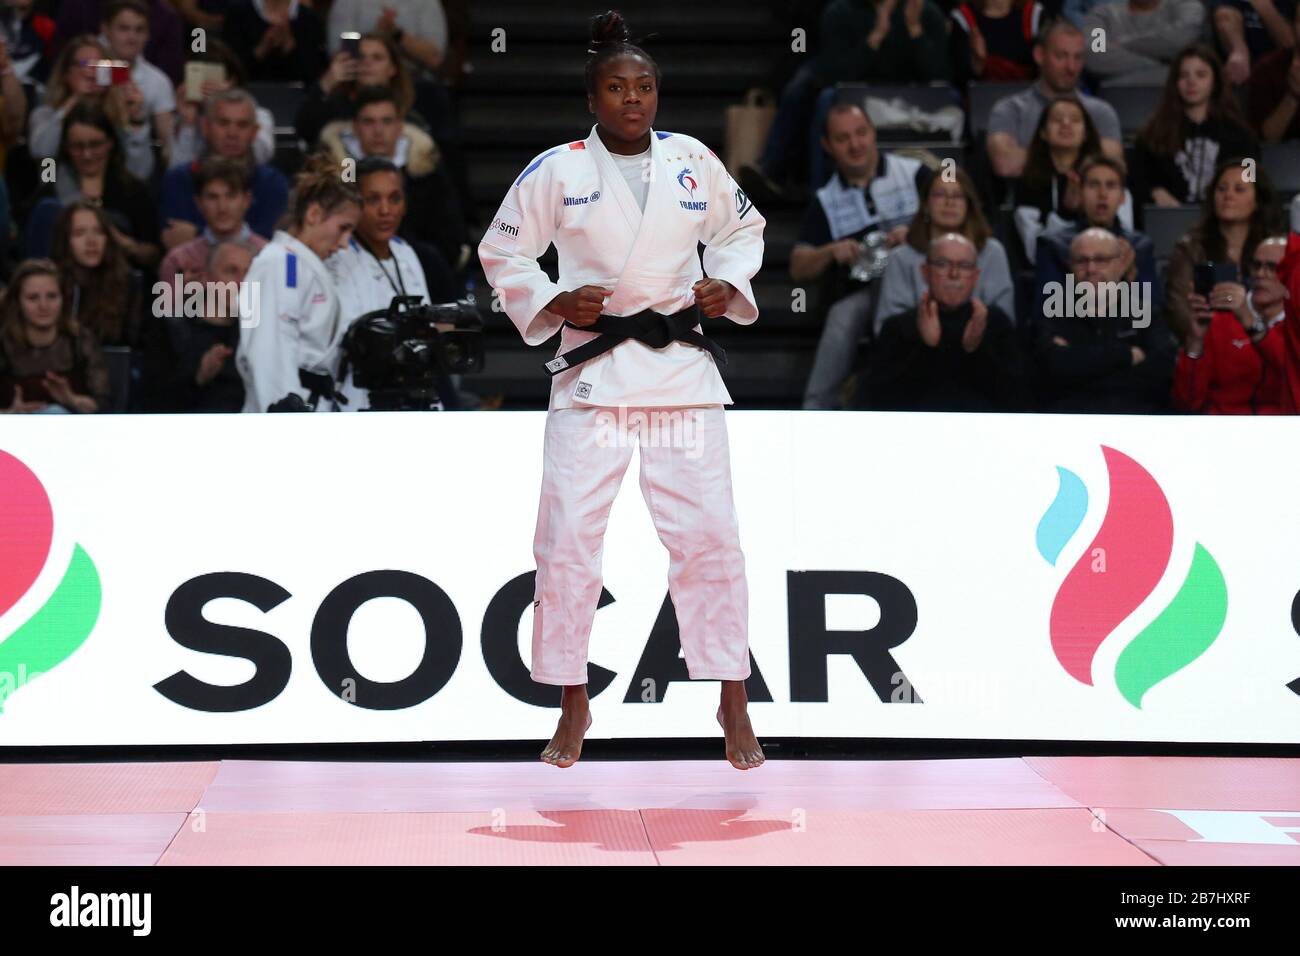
[1133,840,1300,866]
[1024,757,1300,810]
[0,813,187,865]
[196,757,1078,813]
[158,810,656,865]
[0,762,218,815]
[643,808,1157,865]
[3,757,1297,864]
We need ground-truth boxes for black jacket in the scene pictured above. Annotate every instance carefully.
[857,301,1028,411]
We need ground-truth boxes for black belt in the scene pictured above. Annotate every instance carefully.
[541,305,727,376]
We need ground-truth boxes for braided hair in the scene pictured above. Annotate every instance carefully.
[584,10,660,95]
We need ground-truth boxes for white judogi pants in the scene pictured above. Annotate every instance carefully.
[529,403,751,685]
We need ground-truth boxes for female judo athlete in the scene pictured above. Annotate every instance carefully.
[478,10,767,770]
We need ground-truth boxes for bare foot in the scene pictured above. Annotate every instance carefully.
[717,680,764,770]
[541,684,592,768]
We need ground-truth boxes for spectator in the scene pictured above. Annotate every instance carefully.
[860,232,1027,410]
[986,19,1124,179]
[0,258,110,413]
[170,39,276,170]
[97,0,176,174]
[1164,158,1284,342]
[1035,155,1160,319]
[1174,234,1289,412]
[876,167,1015,333]
[327,0,448,78]
[158,156,268,285]
[165,238,255,412]
[1273,228,1300,412]
[1248,2,1300,141]
[739,0,950,199]
[1133,44,1258,208]
[319,84,469,272]
[1,0,56,86]
[1036,227,1176,412]
[819,0,951,84]
[50,199,144,348]
[790,103,932,410]
[221,0,328,85]
[159,88,289,249]
[53,0,184,85]
[27,35,152,184]
[1211,0,1295,86]
[295,31,419,147]
[1083,0,1205,86]
[950,0,1046,86]
[29,103,161,268]
[1014,95,1132,262]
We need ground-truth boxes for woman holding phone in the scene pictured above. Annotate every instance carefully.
[294,32,420,146]
[27,35,153,182]
[1165,158,1283,344]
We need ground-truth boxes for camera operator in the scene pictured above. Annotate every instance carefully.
[790,103,931,409]
[329,157,460,410]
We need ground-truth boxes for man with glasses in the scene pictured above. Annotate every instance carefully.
[858,233,1025,410]
[1038,227,1176,412]
[1175,234,1289,413]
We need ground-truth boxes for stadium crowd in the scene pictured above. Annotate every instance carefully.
[0,0,1297,415]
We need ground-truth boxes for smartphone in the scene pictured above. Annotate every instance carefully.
[340,32,361,58]
[184,61,226,102]
[92,59,132,88]
[1193,262,1237,297]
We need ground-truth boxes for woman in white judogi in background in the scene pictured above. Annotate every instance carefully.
[479,10,767,770]
[237,154,361,412]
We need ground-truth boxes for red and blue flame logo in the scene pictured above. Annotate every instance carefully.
[0,449,101,712]
[1036,445,1227,708]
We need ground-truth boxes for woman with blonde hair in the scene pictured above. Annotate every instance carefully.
[235,152,361,412]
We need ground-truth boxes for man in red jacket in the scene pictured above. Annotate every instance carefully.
[1277,230,1300,413]
[1175,235,1289,414]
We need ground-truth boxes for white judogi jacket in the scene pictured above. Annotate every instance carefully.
[328,235,435,411]
[236,231,343,412]
[478,124,766,409]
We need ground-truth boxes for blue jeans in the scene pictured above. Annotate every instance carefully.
[760,61,824,183]
[803,284,879,410]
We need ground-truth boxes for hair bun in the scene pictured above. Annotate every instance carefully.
[588,10,630,46]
